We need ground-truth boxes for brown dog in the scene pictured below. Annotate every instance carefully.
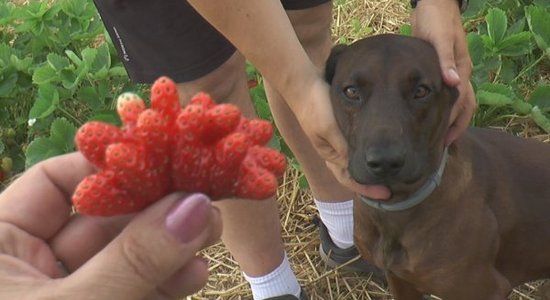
[325,34,550,300]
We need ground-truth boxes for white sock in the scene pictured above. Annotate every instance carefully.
[243,253,301,300]
[314,199,355,249]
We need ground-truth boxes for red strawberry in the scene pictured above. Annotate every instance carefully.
[237,119,273,145]
[246,145,287,177]
[73,76,287,216]
[105,142,169,202]
[136,109,172,166]
[75,122,124,168]
[190,92,216,109]
[72,171,148,216]
[203,103,242,144]
[175,104,206,141]
[235,157,278,200]
[209,132,250,198]
[117,92,145,126]
[151,76,180,122]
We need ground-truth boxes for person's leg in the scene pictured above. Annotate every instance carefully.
[264,1,357,251]
[93,1,302,298]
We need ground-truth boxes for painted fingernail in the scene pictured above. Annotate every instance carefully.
[165,193,211,243]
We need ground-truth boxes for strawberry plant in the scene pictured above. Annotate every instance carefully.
[0,0,137,180]
[463,1,550,132]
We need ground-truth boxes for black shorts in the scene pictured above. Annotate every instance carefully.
[93,0,330,83]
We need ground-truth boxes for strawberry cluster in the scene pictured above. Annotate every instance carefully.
[72,76,286,216]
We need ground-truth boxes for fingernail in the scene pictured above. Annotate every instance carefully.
[447,68,460,82]
[165,193,211,243]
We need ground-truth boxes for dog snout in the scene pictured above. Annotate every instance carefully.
[365,146,405,178]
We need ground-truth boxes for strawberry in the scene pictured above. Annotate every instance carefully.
[117,92,145,126]
[203,104,241,144]
[235,157,278,200]
[151,76,180,123]
[72,77,287,217]
[72,171,147,216]
[105,142,169,202]
[75,122,124,168]
[190,92,216,109]
[246,145,287,177]
[237,119,273,145]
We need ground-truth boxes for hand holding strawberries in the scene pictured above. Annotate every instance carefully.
[0,153,222,300]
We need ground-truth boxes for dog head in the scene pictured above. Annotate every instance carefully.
[325,34,458,197]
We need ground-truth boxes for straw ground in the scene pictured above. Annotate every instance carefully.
[191,0,549,299]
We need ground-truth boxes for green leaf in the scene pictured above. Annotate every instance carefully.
[497,32,533,56]
[0,72,17,97]
[0,141,4,156]
[512,100,532,115]
[29,84,60,119]
[10,55,33,72]
[467,33,485,66]
[108,66,128,77]
[90,43,111,73]
[47,53,70,71]
[32,64,58,85]
[531,106,550,133]
[50,118,76,151]
[78,86,101,110]
[476,83,515,107]
[486,8,508,47]
[81,47,97,69]
[25,137,64,168]
[528,85,550,111]
[89,111,121,126]
[526,5,550,55]
[399,24,412,36]
[65,49,82,65]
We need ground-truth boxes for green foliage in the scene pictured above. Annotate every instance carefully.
[0,0,136,175]
[463,1,550,132]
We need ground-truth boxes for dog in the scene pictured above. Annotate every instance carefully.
[325,34,550,299]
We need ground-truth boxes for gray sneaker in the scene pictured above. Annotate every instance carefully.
[264,288,308,300]
[318,220,385,282]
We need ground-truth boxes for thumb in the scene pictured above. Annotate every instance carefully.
[63,193,219,299]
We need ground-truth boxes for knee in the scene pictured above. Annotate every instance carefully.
[176,52,248,105]
[289,3,333,66]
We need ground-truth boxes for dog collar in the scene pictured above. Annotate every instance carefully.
[359,147,449,212]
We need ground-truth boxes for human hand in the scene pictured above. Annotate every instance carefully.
[290,77,391,200]
[0,153,222,300]
[411,0,476,145]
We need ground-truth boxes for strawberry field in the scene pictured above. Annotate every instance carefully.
[0,0,549,298]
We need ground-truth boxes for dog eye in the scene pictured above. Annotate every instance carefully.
[414,85,431,99]
[343,86,360,101]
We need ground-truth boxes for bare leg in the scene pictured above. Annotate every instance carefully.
[176,52,285,277]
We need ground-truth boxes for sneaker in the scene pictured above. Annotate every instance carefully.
[318,220,385,281]
[264,288,309,300]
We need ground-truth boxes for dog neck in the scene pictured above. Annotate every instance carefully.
[358,147,449,212]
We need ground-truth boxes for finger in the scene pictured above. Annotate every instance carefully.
[0,153,95,240]
[312,123,349,168]
[50,214,133,272]
[432,35,461,87]
[61,193,221,300]
[152,257,209,299]
[446,82,476,145]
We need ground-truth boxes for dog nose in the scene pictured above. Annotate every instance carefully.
[365,147,405,178]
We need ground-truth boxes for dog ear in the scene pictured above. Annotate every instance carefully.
[324,44,348,83]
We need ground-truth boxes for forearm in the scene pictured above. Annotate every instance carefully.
[186,0,320,109]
